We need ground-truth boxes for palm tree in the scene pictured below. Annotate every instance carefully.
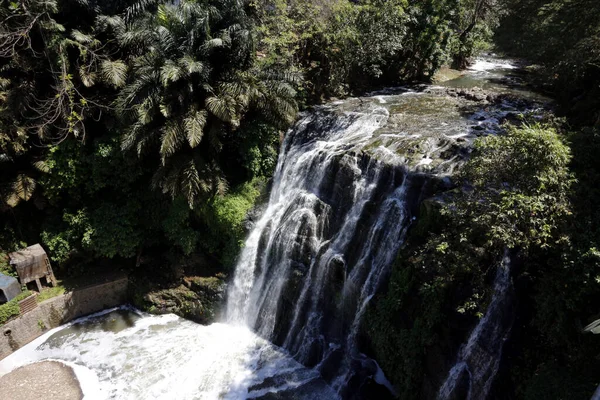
[112,0,298,207]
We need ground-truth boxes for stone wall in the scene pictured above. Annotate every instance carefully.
[0,276,128,360]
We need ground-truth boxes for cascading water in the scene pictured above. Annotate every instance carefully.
[0,307,338,399]
[437,251,515,400]
[0,57,534,400]
[225,99,454,395]
[0,90,471,399]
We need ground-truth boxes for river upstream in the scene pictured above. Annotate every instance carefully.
[0,58,548,399]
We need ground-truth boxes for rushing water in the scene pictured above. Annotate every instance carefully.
[0,308,337,399]
[437,251,515,400]
[0,57,531,399]
[225,101,420,396]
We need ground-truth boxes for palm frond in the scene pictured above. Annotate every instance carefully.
[79,64,96,87]
[159,120,185,163]
[184,110,207,148]
[12,174,36,202]
[179,55,206,75]
[156,26,176,53]
[32,160,50,173]
[95,15,126,36]
[160,60,186,86]
[121,122,143,151]
[202,38,225,52]
[137,97,157,124]
[71,30,95,45]
[182,159,201,207]
[100,60,128,88]
[206,95,236,124]
[126,0,160,22]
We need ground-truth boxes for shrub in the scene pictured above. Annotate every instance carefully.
[0,290,33,325]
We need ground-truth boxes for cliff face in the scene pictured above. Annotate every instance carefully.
[223,84,503,397]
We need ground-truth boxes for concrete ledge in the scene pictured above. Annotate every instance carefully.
[0,276,128,360]
[0,360,83,400]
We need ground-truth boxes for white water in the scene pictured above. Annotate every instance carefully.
[225,103,422,395]
[468,58,517,72]
[0,103,413,400]
[0,307,336,399]
[226,107,390,326]
[0,59,530,399]
[437,251,515,400]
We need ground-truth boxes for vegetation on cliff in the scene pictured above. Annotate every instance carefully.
[0,0,489,277]
[366,2,600,398]
[367,122,580,398]
[1,0,600,399]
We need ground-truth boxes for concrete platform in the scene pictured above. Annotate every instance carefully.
[0,361,82,400]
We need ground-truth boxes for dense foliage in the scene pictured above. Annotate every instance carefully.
[364,3,600,398]
[496,0,600,125]
[367,123,580,398]
[0,0,484,276]
[5,1,599,398]
[251,0,506,100]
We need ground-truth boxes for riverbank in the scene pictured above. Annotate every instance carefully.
[0,275,128,360]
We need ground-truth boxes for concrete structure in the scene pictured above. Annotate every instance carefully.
[0,274,21,303]
[9,244,56,292]
[0,361,83,400]
[0,275,128,360]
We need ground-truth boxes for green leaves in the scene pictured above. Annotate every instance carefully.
[160,121,185,163]
[457,123,573,251]
[206,95,236,124]
[160,61,186,86]
[179,55,205,75]
[100,60,127,88]
[71,30,96,45]
[184,110,207,148]
[7,174,36,206]
[79,65,96,87]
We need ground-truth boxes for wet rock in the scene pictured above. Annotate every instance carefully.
[136,275,227,324]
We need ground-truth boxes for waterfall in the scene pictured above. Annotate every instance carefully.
[225,103,428,393]
[437,250,515,400]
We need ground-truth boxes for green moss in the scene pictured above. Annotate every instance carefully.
[129,274,227,325]
[366,256,446,399]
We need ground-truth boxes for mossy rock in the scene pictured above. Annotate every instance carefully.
[131,274,227,325]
